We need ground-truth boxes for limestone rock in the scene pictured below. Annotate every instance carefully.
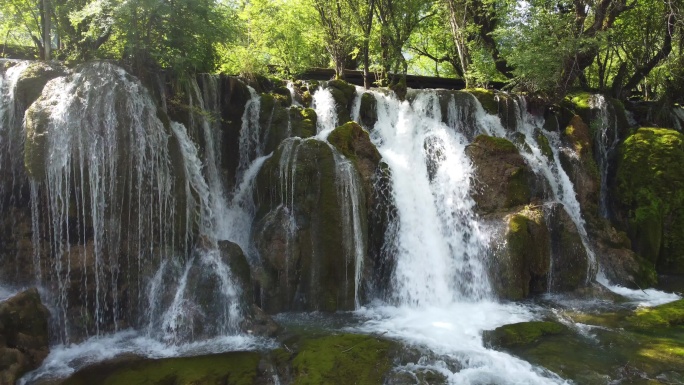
[467,135,532,214]
[0,289,50,385]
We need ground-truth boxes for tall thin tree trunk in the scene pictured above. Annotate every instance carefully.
[42,0,51,60]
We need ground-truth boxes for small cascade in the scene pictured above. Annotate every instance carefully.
[312,87,338,138]
[369,90,491,305]
[9,62,251,345]
[237,87,263,180]
[0,61,31,205]
[508,96,597,282]
[589,95,620,219]
[332,151,366,308]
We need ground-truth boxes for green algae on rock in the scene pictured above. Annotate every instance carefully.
[616,128,684,273]
[292,334,395,385]
[61,352,261,385]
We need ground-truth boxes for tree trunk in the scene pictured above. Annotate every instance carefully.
[41,0,51,60]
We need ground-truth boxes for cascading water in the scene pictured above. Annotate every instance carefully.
[508,96,598,281]
[370,90,491,305]
[589,95,620,219]
[350,89,567,384]
[313,87,338,138]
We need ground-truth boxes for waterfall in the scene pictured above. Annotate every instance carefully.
[332,151,366,308]
[313,87,338,138]
[369,90,491,305]
[508,96,598,281]
[0,61,31,205]
[589,95,620,219]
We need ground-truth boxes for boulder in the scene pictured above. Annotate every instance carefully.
[466,135,532,214]
[545,203,590,291]
[0,289,50,385]
[615,128,684,274]
[253,138,358,313]
[358,92,377,129]
[490,206,551,300]
[14,62,66,108]
[327,79,356,125]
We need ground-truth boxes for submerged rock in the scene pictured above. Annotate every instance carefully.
[0,289,50,385]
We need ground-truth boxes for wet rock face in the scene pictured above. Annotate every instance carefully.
[545,203,590,292]
[490,206,551,300]
[253,138,356,313]
[327,79,356,125]
[0,289,50,385]
[466,135,532,214]
[560,115,600,220]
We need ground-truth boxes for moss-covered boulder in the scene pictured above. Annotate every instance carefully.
[14,61,66,108]
[466,135,532,214]
[61,351,262,385]
[491,206,551,300]
[467,89,519,131]
[0,289,50,385]
[616,128,684,274]
[483,321,568,349]
[327,122,382,206]
[559,115,601,221]
[359,92,377,129]
[253,138,358,313]
[626,299,684,329]
[545,203,590,291]
[291,334,396,385]
[594,222,658,288]
[327,79,356,125]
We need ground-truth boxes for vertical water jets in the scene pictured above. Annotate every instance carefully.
[237,87,262,180]
[589,95,620,219]
[333,152,366,308]
[24,62,182,342]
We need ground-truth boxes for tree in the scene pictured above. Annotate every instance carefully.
[312,0,357,79]
[345,0,375,88]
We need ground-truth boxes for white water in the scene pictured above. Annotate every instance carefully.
[356,303,568,385]
[509,96,598,282]
[369,90,491,305]
[313,87,338,138]
[19,330,275,385]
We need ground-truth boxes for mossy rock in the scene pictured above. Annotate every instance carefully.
[466,135,531,213]
[616,128,684,273]
[253,138,355,313]
[468,88,498,115]
[61,351,261,385]
[273,86,293,107]
[389,76,407,101]
[23,99,52,180]
[534,130,553,161]
[359,92,377,129]
[494,206,551,299]
[483,321,568,349]
[545,203,590,291]
[327,80,355,125]
[626,299,684,329]
[289,107,317,139]
[292,334,395,385]
[15,62,66,108]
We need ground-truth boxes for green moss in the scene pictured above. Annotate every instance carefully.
[626,299,684,329]
[327,122,364,161]
[468,88,498,115]
[617,128,684,272]
[535,131,553,161]
[294,108,317,138]
[292,334,394,385]
[507,169,532,210]
[483,321,567,348]
[472,134,518,153]
[62,352,261,385]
